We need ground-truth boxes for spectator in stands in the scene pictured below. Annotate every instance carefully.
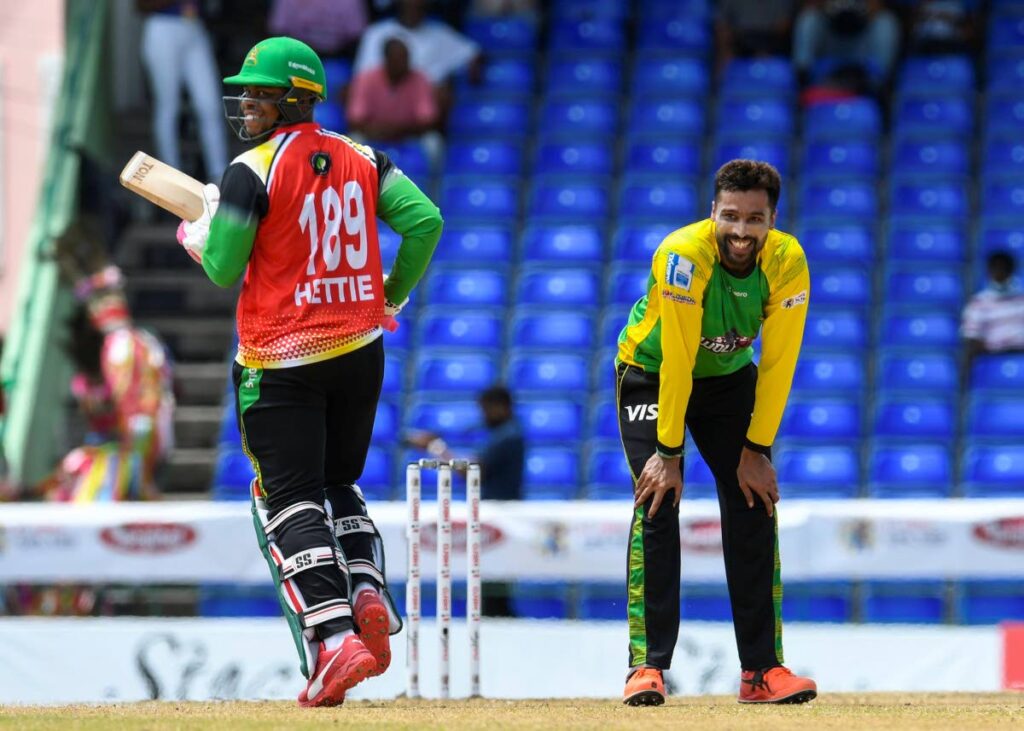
[267,0,369,58]
[346,37,441,143]
[714,0,799,75]
[137,1,228,183]
[353,0,483,117]
[470,0,537,16]
[792,0,901,92]
[907,0,976,55]
[961,252,1024,359]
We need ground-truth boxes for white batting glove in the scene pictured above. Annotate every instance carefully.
[176,183,220,263]
[382,274,408,316]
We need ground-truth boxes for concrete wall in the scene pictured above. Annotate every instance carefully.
[0,2,65,334]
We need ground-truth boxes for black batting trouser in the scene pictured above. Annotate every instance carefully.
[618,361,782,672]
[234,338,384,638]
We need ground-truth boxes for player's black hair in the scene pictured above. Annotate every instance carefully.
[988,251,1016,275]
[713,159,782,211]
[479,385,513,410]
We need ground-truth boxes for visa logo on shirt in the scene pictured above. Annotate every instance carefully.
[665,253,695,291]
[625,403,659,422]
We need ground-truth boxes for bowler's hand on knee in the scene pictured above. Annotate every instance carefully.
[634,453,682,518]
[737,447,779,516]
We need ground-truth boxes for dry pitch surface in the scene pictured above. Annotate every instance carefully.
[1,694,1022,730]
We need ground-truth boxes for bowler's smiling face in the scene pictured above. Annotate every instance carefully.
[711,189,776,276]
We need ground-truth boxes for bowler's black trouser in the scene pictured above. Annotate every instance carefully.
[233,337,384,638]
[617,361,782,672]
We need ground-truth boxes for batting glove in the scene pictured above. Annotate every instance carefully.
[176,183,220,263]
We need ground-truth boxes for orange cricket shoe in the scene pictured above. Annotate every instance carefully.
[354,588,392,676]
[296,634,376,708]
[623,666,666,706]
[738,666,817,704]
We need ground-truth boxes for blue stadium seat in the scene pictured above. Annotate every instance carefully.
[465,17,537,52]
[606,264,651,306]
[625,141,701,177]
[440,180,518,220]
[464,57,535,92]
[577,582,625,619]
[523,446,581,499]
[970,353,1024,391]
[383,314,411,351]
[535,141,614,176]
[425,268,508,307]
[867,443,954,498]
[783,582,854,623]
[976,223,1024,259]
[802,141,879,177]
[374,141,431,178]
[511,582,570,618]
[599,310,624,350]
[377,225,401,266]
[886,222,966,262]
[550,18,625,52]
[618,179,699,222]
[717,98,795,137]
[322,58,352,88]
[982,178,1024,219]
[586,445,632,499]
[431,225,514,265]
[957,580,1024,624]
[800,180,877,220]
[590,397,621,441]
[898,55,975,93]
[359,446,394,501]
[803,309,869,349]
[889,177,969,219]
[218,402,240,445]
[810,266,871,307]
[371,400,399,442]
[448,99,529,136]
[681,583,732,621]
[517,399,585,441]
[314,100,345,133]
[961,442,1024,497]
[507,352,590,392]
[406,399,482,440]
[381,352,405,395]
[540,98,617,138]
[722,57,796,96]
[983,94,1024,137]
[803,98,882,141]
[775,445,861,498]
[877,351,958,392]
[892,139,969,177]
[983,138,1024,177]
[515,267,601,307]
[988,55,1024,93]
[627,98,705,138]
[873,397,955,439]
[528,180,609,220]
[417,310,502,349]
[211,448,255,500]
[413,351,498,392]
[879,310,959,348]
[989,16,1024,53]
[682,450,717,499]
[521,224,603,263]
[797,224,874,262]
[884,266,964,309]
[637,17,711,54]
[966,395,1024,438]
[791,352,866,394]
[547,58,622,95]
[444,141,524,177]
[714,140,791,176]
[510,310,596,349]
[631,58,709,96]
[780,399,862,439]
[894,95,973,136]
[612,223,673,263]
[862,581,946,624]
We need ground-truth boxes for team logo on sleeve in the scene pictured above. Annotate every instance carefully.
[781,290,808,309]
[309,151,332,176]
[665,252,695,291]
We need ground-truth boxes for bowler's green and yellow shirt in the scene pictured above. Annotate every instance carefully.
[616,218,810,458]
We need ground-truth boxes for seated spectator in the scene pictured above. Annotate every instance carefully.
[347,37,440,142]
[908,0,976,55]
[715,0,798,74]
[792,0,901,91]
[267,0,369,57]
[962,252,1024,359]
[470,0,537,16]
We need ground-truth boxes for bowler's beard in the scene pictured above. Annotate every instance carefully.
[716,232,763,275]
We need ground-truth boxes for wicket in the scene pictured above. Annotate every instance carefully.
[405,459,481,699]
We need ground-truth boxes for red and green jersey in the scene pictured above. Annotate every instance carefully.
[616,219,810,457]
[203,121,442,368]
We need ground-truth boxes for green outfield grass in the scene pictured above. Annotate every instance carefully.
[1,694,1021,730]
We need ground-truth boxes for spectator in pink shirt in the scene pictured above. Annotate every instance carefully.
[346,37,440,142]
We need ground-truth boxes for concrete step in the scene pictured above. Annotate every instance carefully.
[174,361,232,406]
[174,405,226,450]
[125,271,238,317]
[138,316,235,363]
[162,447,215,495]
[115,222,197,270]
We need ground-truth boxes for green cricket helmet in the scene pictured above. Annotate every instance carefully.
[222,37,327,142]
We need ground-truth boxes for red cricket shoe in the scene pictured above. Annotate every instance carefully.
[738,666,817,704]
[623,667,666,706]
[297,634,376,708]
[354,589,392,676]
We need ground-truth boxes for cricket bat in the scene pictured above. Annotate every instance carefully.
[119,151,206,222]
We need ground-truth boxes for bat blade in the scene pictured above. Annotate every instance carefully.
[119,151,206,222]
